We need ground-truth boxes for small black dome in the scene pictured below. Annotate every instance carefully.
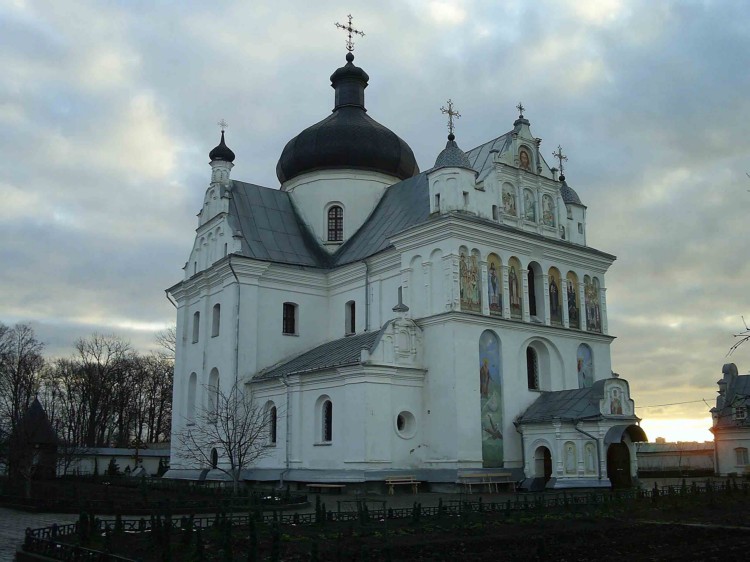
[276,54,419,184]
[434,135,474,171]
[209,131,235,163]
[559,176,583,205]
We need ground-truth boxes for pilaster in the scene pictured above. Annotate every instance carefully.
[600,287,608,335]
[578,282,587,332]
[541,273,551,326]
[501,264,511,319]
[561,278,570,328]
[480,260,490,316]
[401,268,412,318]
[521,269,530,323]
[422,261,432,315]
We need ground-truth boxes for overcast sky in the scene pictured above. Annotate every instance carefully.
[1,0,748,441]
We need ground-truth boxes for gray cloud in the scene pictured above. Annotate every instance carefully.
[1,0,748,438]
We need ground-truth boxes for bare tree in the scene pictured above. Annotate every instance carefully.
[729,316,749,355]
[155,324,177,359]
[177,382,273,494]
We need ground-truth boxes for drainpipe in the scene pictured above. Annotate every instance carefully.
[364,260,370,332]
[279,374,291,487]
[228,258,242,484]
[574,421,602,481]
[513,421,526,478]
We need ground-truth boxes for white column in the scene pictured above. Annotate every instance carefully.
[446,254,460,311]
[600,287,608,335]
[422,261,432,315]
[480,260,489,316]
[579,282,588,332]
[522,268,530,323]
[502,264,511,319]
[541,273,551,326]
[401,268,411,318]
[561,278,570,328]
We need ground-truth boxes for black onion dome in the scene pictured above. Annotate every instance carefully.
[209,131,235,163]
[276,53,419,184]
[559,176,583,205]
[434,134,474,171]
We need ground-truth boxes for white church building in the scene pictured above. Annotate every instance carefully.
[166,48,646,489]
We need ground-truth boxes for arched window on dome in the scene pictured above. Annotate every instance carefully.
[327,205,344,242]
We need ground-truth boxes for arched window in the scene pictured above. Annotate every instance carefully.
[211,448,218,469]
[322,400,333,442]
[327,205,343,242]
[526,347,539,390]
[283,302,298,335]
[212,304,221,337]
[192,311,200,343]
[266,402,277,445]
[345,300,356,335]
[187,372,197,424]
[527,269,537,317]
[208,368,219,419]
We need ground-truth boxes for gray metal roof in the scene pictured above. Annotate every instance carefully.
[434,137,474,171]
[230,180,329,268]
[636,442,714,454]
[333,172,430,266]
[254,329,383,381]
[465,133,513,181]
[517,380,639,424]
[560,179,584,206]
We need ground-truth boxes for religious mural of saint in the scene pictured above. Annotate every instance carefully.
[585,280,602,333]
[549,276,560,324]
[502,184,517,216]
[610,388,623,415]
[518,148,532,171]
[487,255,502,316]
[509,265,521,318]
[523,189,536,222]
[459,249,481,312]
[542,194,555,227]
[577,344,593,389]
[479,330,503,467]
[567,278,579,328]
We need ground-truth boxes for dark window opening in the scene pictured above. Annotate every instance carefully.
[346,301,356,335]
[527,347,539,390]
[283,302,297,335]
[269,406,277,444]
[528,269,537,316]
[211,448,218,469]
[323,400,333,442]
[327,206,343,242]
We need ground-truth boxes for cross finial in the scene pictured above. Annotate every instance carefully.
[553,145,568,176]
[335,14,365,52]
[440,99,461,138]
[217,119,228,133]
[516,102,525,118]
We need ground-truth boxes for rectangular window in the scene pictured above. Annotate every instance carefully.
[578,223,583,234]
[463,191,469,206]
[734,406,747,420]
[327,206,343,242]
[211,304,220,337]
[282,302,297,335]
[434,193,440,211]
[736,448,749,466]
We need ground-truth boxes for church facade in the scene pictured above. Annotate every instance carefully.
[167,49,646,489]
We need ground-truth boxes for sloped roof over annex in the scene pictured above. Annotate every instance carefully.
[229,180,331,268]
[253,329,384,381]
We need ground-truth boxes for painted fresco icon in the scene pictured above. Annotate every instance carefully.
[519,148,532,171]
[610,388,623,415]
[488,256,502,316]
[509,265,521,318]
[549,276,561,324]
[459,249,481,312]
[577,344,593,389]
[502,184,517,216]
[479,330,503,467]
[523,189,536,222]
[542,194,555,226]
[585,280,602,333]
[567,277,579,328]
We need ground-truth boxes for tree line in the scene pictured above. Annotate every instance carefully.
[0,323,173,461]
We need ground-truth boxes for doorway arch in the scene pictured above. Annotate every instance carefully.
[534,446,553,483]
[607,443,631,488]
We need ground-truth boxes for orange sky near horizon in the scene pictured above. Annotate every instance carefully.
[638,417,714,444]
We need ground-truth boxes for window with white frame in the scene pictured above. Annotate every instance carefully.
[327,205,343,242]
[283,302,298,335]
[526,346,539,390]
[736,447,749,466]
[212,304,221,337]
[266,402,277,445]
[192,311,200,343]
[734,406,747,421]
[345,300,356,335]
[322,399,333,442]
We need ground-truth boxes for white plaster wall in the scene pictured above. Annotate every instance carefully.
[283,169,398,251]
[714,431,750,476]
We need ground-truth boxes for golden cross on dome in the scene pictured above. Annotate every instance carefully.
[335,14,365,52]
[553,145,568,175]
[217,119,229,133]
[516,102,525,118]
[440,99,461,137]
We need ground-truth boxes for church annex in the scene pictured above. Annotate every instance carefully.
[166,41,646,489]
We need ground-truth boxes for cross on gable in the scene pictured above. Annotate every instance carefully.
[552,145,568,176]
[335,14,365,52]
[440,99,461,137]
